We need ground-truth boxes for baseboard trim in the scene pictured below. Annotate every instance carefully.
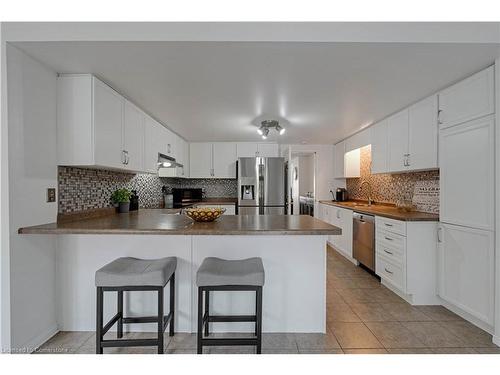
[493,335,500,346]
[440,300,494,335]
[11,324,58,354]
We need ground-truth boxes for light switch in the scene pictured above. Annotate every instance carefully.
[47,188,56,203]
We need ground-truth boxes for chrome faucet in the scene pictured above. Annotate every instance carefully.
[359,181,373,206]
[329,190,335,200]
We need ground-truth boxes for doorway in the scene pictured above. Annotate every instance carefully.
[290,152,316,216]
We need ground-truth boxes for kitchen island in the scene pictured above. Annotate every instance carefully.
[19,211,340,334]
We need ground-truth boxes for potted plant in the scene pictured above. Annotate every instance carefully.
[111,188,132,213]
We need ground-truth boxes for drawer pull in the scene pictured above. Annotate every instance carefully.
[384,236,393,241]
[384,249,393,255]
[385,223,393,227]
[384,267,393,274]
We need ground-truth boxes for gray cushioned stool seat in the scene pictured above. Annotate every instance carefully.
[95,257,177,287]
[196,257,265,287]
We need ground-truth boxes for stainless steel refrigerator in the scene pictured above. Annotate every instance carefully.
[237,157,287,215]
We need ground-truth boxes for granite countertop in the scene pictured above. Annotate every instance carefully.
[318,200,439,222]
[19,209,341,236]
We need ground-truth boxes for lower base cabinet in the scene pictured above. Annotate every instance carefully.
[376,217,438,305]
[318,204,353,259]
[437,223,494,326]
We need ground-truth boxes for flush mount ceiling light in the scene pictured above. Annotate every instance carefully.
[257,120,286,139]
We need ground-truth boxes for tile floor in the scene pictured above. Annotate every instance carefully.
[35,245,500,354]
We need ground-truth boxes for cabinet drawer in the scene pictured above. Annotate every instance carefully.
[376,229,406,251]
[376,241,404,265]
[376,216,406,236]
[376,255,405,292]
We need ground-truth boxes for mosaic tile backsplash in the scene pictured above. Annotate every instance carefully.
[58,166,237,213]
[346,146,440,214]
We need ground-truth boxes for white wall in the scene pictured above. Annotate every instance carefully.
[495,58,500,346]
[298,155,314,196]
[6,44,58,351]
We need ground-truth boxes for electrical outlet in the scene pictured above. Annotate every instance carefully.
[47,188,56,203]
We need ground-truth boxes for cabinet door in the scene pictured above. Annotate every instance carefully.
[408,95,438,171]
[438,66,494,129]
[334,141,345,178]
[143,116,161,173]
[328,207,340,247]
[257,143,279,157]
[339,208,353,258]
[236,143,258,158]
[345,128,371,152]
[439,116,494,230]
[438,223,494,325]
[123,100,144,171]
[189,143,213,178]
[183,140,190,177]
[370,120,388,174]
[93,78,124,169]
[213,142,237,178]
[164,128,175,157]
[344,148,360,178]
[387,109,409,173]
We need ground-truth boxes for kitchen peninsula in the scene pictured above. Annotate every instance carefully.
[19,212,340,334]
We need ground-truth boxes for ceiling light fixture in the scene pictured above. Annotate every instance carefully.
[256,120,286,138]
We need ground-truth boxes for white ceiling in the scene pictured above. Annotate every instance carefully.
[13,41,500,144]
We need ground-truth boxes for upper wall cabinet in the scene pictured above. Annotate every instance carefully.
[334,140,360,178]
[345,127,371,152]
[334,141,346,178]
[236,143,279,158]
[387,95,438,173]
[370,119,388,174]
[190,142,237,178]
[438,66,494,129]
[58,74,185,174]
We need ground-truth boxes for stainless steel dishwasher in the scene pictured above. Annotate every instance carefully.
[353,212,375,271]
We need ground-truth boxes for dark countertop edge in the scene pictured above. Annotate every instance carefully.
[18,227,339,236]
[318,200,439,222]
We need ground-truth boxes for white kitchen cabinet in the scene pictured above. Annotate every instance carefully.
[334,141,346,178]
[387,109,409,173]
[327,205,353,259]
[236,142,278,158]
[144,116,162,173]
[344,148,360,178]
[438,66,494,129]
[93,78,125,169]
[370,120,388,174]
[439,115,495,231]
[163,128,176,157]
[438,223,494,325]
[213,142,237,178]
[123,100,144,171]
[174,137,189,177]
[183,141,190,177]
[189,142,213,178]
[408,95,438,170]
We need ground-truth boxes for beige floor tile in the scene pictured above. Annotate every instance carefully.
[329,322,383,349]
[344,348,388,354]
[207,347,256,354]
[75,332,169,354]
[349,303,397,322]
[295,332,341,350]
[336,288,377,304]
[432,348,478,354]
[35,331,93,354]
[438,321,496,348]
[364,322,427,348]
[298,348,344,354]
[327,302,361,323]
[165,348,198,354]
[387,348,434,354]
[262,347,299,354]
[402,322,468,348]
[166,333,197,349]
[367,288,405,303]
[262,333,298,349]
[415,305,464,322]
[380,303,433,322]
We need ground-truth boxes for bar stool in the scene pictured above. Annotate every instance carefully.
[196,257,265,354]
[95,256,176,354]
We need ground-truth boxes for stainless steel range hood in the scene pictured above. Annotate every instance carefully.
[157,153,184,177]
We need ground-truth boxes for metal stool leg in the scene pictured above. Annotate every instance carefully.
[96,287,103,354]
[169,272,175,337]
[157,287,164,354]
[117,290,123,338]
[204,290,210,337]
[256,286,263,354]
[197,287,203,354]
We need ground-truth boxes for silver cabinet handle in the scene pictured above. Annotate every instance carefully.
[167,143,171,154]
[122,150,129,165]
[384,267,393,274]
[122,150,126,164]
[336,210,340,219]
[437,227,443,243]
[384,223,393,227]
[384,236,393,241]
[437,109,443,125]
[384,249,393,255]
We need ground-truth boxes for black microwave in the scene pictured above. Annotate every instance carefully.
[172,188,203,208]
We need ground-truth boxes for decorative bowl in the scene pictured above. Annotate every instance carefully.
[184,207,226,222]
